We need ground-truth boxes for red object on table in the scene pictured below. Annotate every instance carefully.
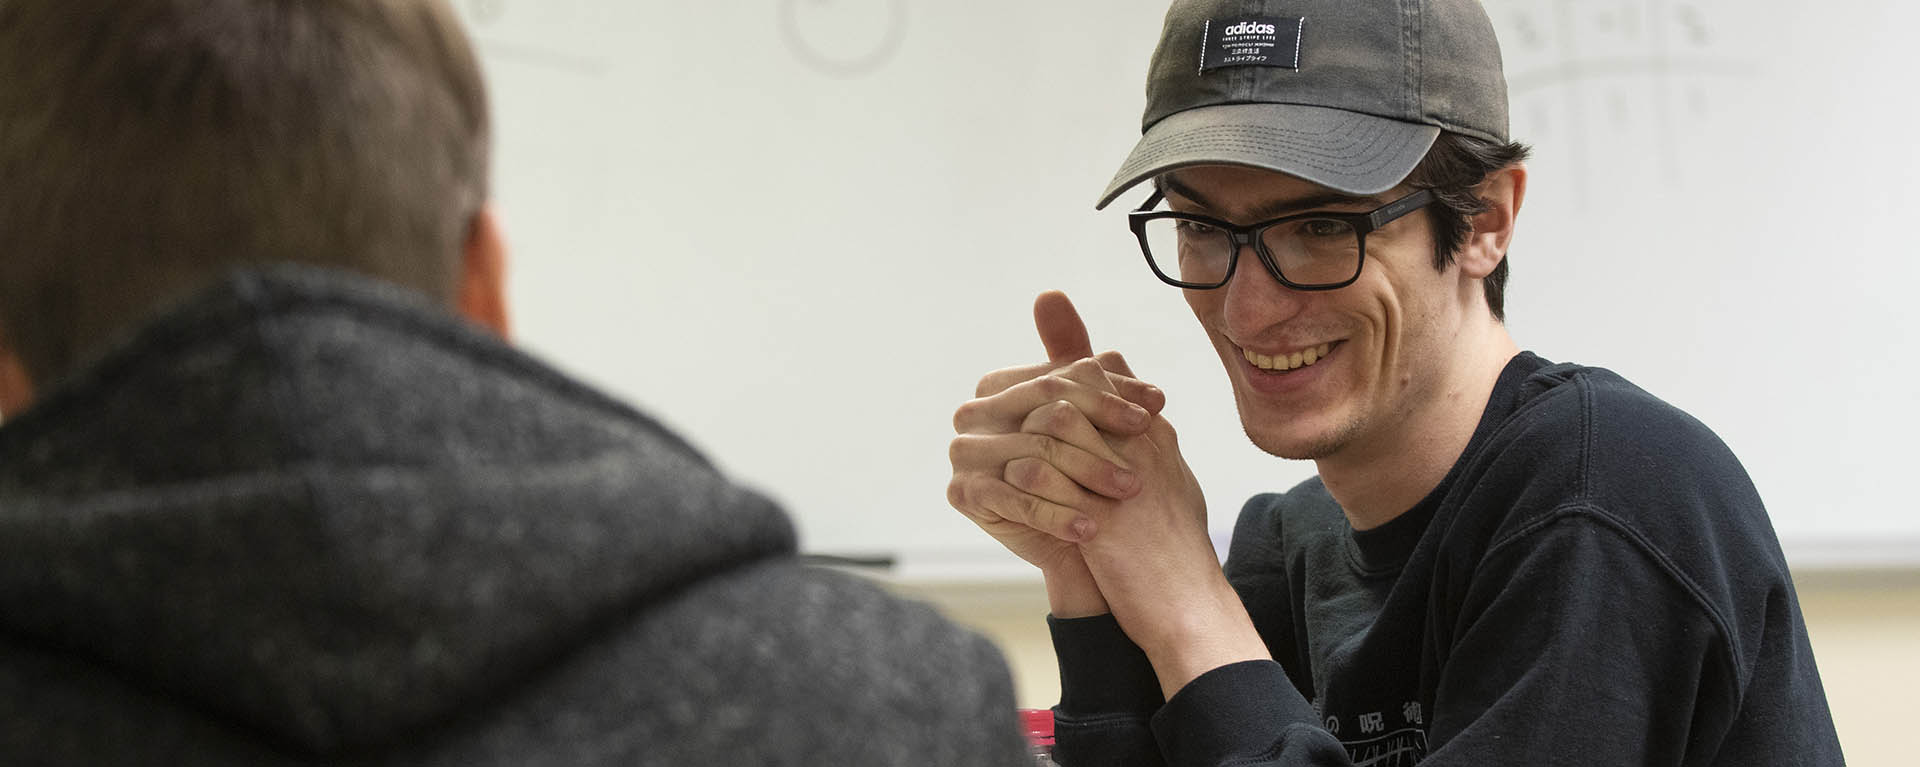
[1020,708,1055,749]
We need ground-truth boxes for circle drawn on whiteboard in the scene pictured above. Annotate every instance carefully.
[779,0,908,78]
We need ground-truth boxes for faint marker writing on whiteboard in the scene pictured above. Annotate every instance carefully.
[468,0,504,26]
[460,0,609,76]
[779,0,908,78]
[1486,0,1752,198]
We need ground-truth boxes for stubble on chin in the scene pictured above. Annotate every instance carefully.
[1237,403,1361,461]
[1245,425,1341,461]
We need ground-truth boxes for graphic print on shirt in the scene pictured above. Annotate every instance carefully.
[1324,701,1429,766]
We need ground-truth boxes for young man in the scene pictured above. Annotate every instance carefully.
[0,1,1026,763]
[947,0,1843,764]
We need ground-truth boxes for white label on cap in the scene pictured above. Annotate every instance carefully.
[1200,16,1303,73]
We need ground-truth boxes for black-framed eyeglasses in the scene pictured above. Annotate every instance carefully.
[1128,187,1435,291]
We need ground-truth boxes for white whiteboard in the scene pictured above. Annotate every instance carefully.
[458,0,1920,574]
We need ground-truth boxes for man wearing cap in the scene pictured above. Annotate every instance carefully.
[947,0,1843,764]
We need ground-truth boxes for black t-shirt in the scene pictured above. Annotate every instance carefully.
[1049,352,1844,766]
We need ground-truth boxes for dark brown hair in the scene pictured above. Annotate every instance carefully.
[1402,131,1532,322]
[0,0,490,383]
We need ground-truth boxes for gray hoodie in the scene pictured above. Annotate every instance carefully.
[0,267,1026,765]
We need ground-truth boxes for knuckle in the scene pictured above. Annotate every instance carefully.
[947,476,999,523]
[1017,492,1047,525]
[977,364,1045,398]
[947,435,971,466]
[945,476,971,509]
[1033,373,1070,399]
[1040,400,1080,432]
[1065,357,1106,378]
[1022,403,1056,433]
[1031,432,1061,465]
[1004,456,1047,490]
[951,399,986,433]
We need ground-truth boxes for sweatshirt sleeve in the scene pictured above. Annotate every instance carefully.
[1050,615,1349,766]
[1046,487,1361,766]
[1150,660,1351,764]
[1087,510,1738,766]
[1045,616,1363,766]
[1047,613,1165,765]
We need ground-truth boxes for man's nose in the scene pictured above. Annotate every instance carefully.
[1221,241,1307,339]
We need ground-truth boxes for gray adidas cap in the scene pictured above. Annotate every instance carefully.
[1096,0,1510,209]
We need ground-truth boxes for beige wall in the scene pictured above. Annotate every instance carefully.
[893,569,1920,765]
[1794,571,1920,765]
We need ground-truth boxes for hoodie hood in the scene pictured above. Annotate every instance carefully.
[0,267,796,753]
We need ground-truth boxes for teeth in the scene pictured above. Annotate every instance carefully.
[1243,342,1333,371]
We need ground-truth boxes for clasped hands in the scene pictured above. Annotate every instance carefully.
[947,291,1269,696]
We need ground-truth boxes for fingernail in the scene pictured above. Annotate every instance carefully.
[1113,467,1138,493]
[1128,405,1150,426]
[1070,516,1095,542]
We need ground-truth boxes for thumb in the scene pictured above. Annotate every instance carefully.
[1034,290,1094,364]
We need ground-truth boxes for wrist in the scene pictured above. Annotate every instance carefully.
[1042,557,1109,618]
[1135,578,1269,699]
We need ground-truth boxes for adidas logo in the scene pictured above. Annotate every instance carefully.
[1222,21,1276,35]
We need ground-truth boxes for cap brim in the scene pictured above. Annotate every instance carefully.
[1095,103,1441,210]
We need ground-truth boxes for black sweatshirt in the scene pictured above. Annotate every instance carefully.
[1049,352,1843,766]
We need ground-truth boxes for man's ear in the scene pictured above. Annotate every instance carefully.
[457,205,512,340]
[1458,163,1527,280]
[0,339,34,419]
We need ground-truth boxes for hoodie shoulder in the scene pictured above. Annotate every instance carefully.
[0,559,1030,766]
[392,559,1029,766]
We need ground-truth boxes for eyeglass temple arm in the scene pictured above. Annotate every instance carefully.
[1366,188,1435,230]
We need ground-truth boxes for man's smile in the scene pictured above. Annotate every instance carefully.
[1240,341,1338,372]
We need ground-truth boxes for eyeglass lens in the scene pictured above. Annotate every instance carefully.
[1139,217,1361,288]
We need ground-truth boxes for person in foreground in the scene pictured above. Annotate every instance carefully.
[0,1,1027,764]
[947,0,1843,764]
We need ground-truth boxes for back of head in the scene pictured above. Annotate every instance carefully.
[0,0,489,384]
